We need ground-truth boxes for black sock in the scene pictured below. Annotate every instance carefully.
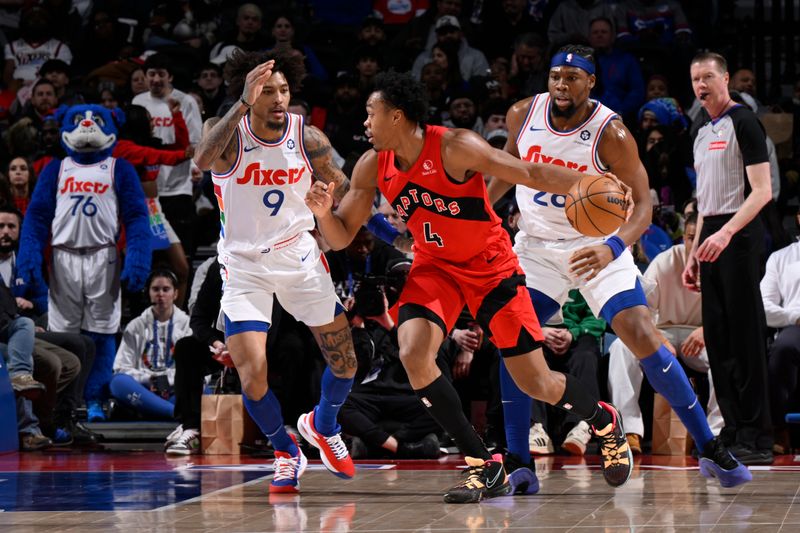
[415,375,492,460]
[554,373,612,428]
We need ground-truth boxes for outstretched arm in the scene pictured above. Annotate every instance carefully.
[306,150,378,250]
[443,128,584,194]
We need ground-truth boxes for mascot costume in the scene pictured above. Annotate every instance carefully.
[17,104,151,421]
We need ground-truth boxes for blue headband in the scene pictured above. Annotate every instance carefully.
[550,52,595,75]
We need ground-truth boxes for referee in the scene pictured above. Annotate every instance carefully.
[682,52,773,465]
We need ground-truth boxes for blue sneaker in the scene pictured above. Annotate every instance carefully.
[87,401,106,422]
[270,435,308,494]
[52,428,73,446]
[699,437,752,488]
[504,453,540,495]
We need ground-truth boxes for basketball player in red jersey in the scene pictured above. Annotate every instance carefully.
[306,71,633,504]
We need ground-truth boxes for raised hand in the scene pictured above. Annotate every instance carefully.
[242,60,275,106]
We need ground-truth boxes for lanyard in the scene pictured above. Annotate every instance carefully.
[345,254,371,297]
[151,314,174,369]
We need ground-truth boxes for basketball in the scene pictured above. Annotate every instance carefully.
[564,175,628,237]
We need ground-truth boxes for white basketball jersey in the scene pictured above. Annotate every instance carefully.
[212,112,314,260]
[52,157,119,248]
[515,94,618,240]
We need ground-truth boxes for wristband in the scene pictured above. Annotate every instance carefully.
[366,213,402,246]
[240,95,253,108]
[604,235,626,259]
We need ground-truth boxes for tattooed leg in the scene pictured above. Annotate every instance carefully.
[311,312,358,379]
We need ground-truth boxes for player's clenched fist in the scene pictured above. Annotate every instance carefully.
[305,180,335,217]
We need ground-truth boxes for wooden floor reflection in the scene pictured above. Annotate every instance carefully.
[1,452,800,532]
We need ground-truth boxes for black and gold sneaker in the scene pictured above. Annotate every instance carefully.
[592,402,633,487]
[443,454,512,503]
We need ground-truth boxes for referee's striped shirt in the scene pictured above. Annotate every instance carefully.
[693,104,769,216]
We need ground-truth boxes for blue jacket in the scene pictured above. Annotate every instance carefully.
[594,49,645,117]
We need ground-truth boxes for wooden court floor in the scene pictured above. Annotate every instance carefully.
[1,452,800,532]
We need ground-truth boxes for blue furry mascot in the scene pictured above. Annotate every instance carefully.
[17,104,151,421]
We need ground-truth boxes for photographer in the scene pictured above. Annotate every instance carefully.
[326,226,406,306]
[339,258,443,459]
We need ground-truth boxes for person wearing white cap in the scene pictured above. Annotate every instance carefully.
[411,15,488,82]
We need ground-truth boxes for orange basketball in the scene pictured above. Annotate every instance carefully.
[564,175,628,237]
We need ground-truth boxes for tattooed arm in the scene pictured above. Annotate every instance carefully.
[304,125,351,203]
[193,113,243,173]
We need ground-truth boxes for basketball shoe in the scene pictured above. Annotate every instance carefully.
[504,452,540,495]
[529,422,555,455]
[297,410,355,479]
[270,435,308,494]
[443,454,512,503]
[591,402,633,487]
[699,437,752,488]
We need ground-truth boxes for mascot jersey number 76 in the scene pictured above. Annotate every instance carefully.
[16,104,151,417]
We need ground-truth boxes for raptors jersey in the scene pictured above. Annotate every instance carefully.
[212,112,314,261]
[52,157,119,248]
[515,94,618,240]
[377,125,508,263]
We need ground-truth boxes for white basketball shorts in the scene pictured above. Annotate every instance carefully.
[219,231,342,328]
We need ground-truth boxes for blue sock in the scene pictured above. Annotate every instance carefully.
[83,331,117,401]
[314,368,353,436]
[242,389,298,455]
[109,374,174,419]
[640,344,714,450]
[500,358,533,463]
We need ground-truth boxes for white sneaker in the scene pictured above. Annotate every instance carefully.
[529,422,555,455]
[562,421,592,456]
[164,424,183,449]
[166,428,200,455]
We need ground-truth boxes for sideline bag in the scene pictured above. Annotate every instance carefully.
[651,393,692,456]
[200,369,258,454]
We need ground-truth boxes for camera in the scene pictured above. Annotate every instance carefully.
[353,273,387,317]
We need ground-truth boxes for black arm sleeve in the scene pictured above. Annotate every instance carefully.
[190,258,224,346]
[732,107,769,166]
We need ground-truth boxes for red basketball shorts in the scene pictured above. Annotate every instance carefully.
[398,239,543,357]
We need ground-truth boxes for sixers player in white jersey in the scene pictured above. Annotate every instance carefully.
[193,49,357,494]
[488,45,751,492]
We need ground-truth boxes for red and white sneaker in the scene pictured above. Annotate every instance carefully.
[269,435,308,494]
[297,410,355,479]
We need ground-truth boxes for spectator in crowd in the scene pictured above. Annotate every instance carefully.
[32,116,64,175]
[129,67,148,99]
[589,17,645,118]
[411,15,489,83]
[194,63,225,120]
[443,91,483,134]
[683,51,774,465]
[208,3,266,65]
[529,291,606,457]
[18,79,58,132]
[761,212,800,455]
[646,74,670,101]
[72,8,132,75]
[323,73,371,161]
[269,13,328,82]
[357,16,389,69]
[39,59,82,107]
[354,46,382,96]
[425,42,467,94]
[5,157,35,215]
[548,0,617,47]
[394,0,469,67]
[133,53,203,259]
[419,61,449,125]
[115,103,193,309]
[4,6,72,92]
[478,0,545,61]
[509,32,548,98]
[729,68,767,115]
[610,214,723,454]
[482,98,509,137]
[616,0,692,48]
[110,270,191,420]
